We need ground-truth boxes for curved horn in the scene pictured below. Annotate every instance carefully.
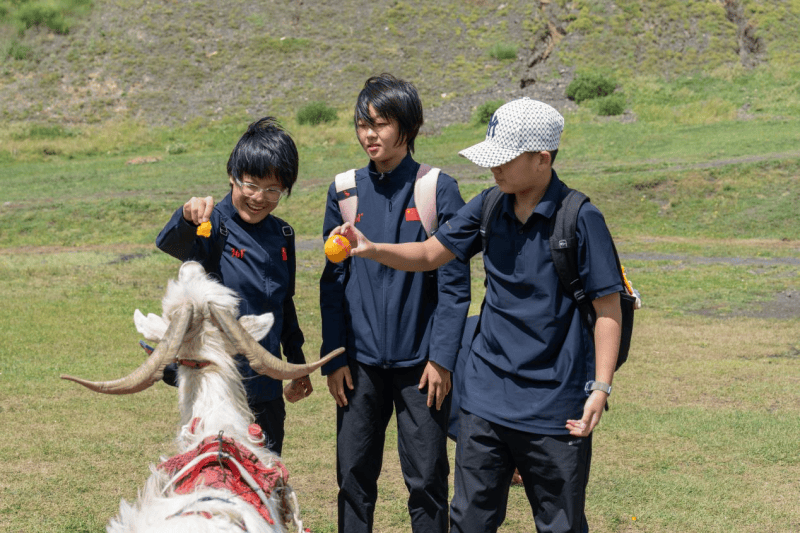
[61,306,192,395]
[209,304,344,380]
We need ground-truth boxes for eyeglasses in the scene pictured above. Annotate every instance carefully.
[232,176,286,203]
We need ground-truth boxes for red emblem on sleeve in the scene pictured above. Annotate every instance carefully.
[282,247,288,261]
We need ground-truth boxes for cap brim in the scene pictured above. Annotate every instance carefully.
[458,140,522,168]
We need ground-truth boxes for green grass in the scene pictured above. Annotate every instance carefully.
[1,108,799,532]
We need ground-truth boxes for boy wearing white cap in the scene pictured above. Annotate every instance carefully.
[332,98,624,533]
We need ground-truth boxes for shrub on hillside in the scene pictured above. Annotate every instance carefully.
[4,0,92,36]
[566,72,616,104]
[6,40,31,60]
[594,93,626,116]
[488,43,518,61]
[474,99,505,125]
[297,101,337,126]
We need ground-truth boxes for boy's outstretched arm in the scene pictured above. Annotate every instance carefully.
[335,222,456,272]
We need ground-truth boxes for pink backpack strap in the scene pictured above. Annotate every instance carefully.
[334,169,358,226]
[414,164,440,237]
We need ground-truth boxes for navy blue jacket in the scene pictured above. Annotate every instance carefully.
[436,171,624,434]
[319,153,470,374]
[156,193,305,403]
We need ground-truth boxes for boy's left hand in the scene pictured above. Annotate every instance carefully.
[419,361,451,410]
[565,391,607,437]
[284,376,313,403]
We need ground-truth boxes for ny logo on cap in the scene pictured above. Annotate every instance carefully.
[486,114,499,138]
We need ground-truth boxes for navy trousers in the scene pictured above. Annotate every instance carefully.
[450,410,592,533]
[336,359,451,533]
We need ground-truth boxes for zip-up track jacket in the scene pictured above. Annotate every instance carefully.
[320,154,470,374]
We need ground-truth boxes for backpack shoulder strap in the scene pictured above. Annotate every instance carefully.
[549,186,594,329]
[480,186,504,254]
[205,217,228,280]
[278,220,296,298]
[334,169,358,226]
[413,164,440,238]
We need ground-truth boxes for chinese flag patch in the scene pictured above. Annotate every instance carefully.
[282,247,288,261]
[405,208,420,221]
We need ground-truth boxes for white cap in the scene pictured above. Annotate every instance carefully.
[459,98,564,168]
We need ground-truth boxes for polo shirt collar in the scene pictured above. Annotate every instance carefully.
[535,169,564,220]
[499,169,564,224]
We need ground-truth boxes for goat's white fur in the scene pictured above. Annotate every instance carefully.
[106,262,301,533]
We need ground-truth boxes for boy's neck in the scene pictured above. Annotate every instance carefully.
[513,172,551,223]
[372,149,408,174]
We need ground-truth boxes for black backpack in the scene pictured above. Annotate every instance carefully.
[479,184,638,371]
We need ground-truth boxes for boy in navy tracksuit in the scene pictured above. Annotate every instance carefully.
[156,117,310,455]
[319,74,470,533]
[334,98,624,533]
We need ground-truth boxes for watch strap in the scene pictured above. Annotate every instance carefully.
[585,380,612,395]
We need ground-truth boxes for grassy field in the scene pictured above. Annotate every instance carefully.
[1,110,799,532]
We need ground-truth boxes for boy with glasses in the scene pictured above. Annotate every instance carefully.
[156,116,310,455]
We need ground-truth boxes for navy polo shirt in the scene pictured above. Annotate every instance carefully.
[435,171,623,435]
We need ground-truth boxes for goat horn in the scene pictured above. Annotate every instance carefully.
[209,304,344,380]
[61,306,192,394]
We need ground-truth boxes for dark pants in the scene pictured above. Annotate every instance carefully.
[250,397,286,456]
[336,359,451,533]
[450,410,592,533]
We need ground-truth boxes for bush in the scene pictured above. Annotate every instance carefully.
[474,99,505,125]
[297,101,337,126]
[6,40,31,60]
[487,43,518,61]
[566,72,616,104]
[594,93,626,116]
[16,3,69,34]
[166,143,187,155]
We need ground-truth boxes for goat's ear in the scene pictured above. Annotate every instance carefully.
[134,309,168,342]
[239,313,275,341]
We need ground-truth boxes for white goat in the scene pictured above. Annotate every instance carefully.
[62,261,342,533]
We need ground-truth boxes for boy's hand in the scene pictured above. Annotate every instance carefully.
[419,361,451,410]
[183,196,215,225]
[565,391,608,437]
[327,365,354,407]
[331,222,374,259]
[284,376,313,403]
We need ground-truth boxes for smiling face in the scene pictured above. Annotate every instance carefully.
[228,173,284,224]
[356,104,408,173]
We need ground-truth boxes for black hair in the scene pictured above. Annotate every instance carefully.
[354,73,424,154]
[548,149,558,165]
[227,117,299,195]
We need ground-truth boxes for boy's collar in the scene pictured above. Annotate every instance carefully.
[367,152,414,180]
[536,169,563,219]
[501,170,562,220]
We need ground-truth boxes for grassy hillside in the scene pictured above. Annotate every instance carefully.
[1,0,799,129]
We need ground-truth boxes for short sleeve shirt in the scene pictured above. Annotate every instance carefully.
[435,172,623,434]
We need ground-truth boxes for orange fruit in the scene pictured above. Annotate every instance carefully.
[196,221,212,238]
[324,234,351,263]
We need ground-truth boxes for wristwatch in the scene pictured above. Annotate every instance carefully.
[585,380,612,395]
